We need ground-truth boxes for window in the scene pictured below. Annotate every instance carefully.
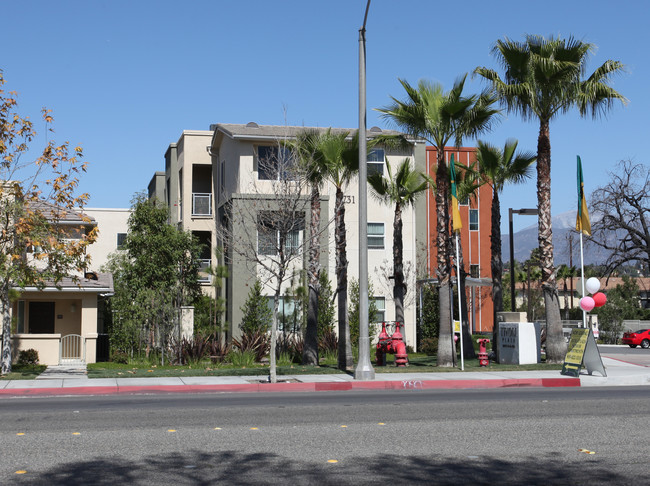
[29,301,55,334]
[371,296,386,323]
[192,193,212,216]
[470,264,480,278]
[16,300,25,333]
[459,195,469,206]
[220,160,225,195]
[368,222,384,249]
[368,148,385,176]
[469,209,479,231]
[266,296,302,333]
[116,233,127,249]
[257,145,293,180]
[258,221,302,256]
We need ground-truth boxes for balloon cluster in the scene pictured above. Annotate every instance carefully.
[579,277,607,312]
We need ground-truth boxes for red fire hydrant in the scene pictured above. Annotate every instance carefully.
[477,338,490,367]
[376,322,408,367]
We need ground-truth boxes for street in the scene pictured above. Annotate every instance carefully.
[1,386,648,485]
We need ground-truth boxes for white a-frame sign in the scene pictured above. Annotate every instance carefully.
[561,328,606,378]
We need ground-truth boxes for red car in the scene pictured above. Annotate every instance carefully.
[622,329,650,348]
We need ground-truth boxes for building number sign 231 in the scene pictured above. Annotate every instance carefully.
[343,195,355,204]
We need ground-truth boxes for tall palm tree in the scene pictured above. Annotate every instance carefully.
[475,35,626,362]
[376,75,499,367]
[368,158,428,328]
[476,139,536,334]
[292,129,329,366]
[319,131,359,371]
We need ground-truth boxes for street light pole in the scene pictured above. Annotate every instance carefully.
[355,0,374,380]
[508,208,538,312]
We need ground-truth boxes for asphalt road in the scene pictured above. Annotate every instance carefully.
[599,345,650,367]
[1,387,648,485]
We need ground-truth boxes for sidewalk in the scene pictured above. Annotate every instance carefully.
[1,355,649,397]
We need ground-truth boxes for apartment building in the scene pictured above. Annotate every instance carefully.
[151,123,426,347]
[149,130,217,294]
[424,147,494,333]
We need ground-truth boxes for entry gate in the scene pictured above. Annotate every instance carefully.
[59,334,85,365]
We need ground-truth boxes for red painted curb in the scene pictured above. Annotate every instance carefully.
[0,376,580,397]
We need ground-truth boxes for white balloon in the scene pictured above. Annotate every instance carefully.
[586,277,601,294]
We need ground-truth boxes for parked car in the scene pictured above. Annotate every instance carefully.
[622,329,650,348]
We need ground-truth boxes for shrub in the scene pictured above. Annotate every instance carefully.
[232,329,270,362]
[17,348,39,366]
[208,338,231,364]
[319,328,338,353]
[276,333,303,362]
[419,337,438,356]
[227,349,256,368]
[111,351,129,364]
[239,280,273,334]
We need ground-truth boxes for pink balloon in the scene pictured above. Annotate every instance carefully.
[580,296,595,312]
[593,292,607,307]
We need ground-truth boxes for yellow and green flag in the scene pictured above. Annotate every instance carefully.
[450,154,462,233]
[576,155,591,236]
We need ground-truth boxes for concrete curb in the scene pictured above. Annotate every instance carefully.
[0,376,581,397]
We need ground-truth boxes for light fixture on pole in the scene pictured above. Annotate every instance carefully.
[354,0,375,380]
[508,208,538,312]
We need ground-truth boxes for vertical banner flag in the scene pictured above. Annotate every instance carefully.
[576,156,591,236]
[450,154,462,233]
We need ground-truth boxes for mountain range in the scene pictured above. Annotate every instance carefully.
[501,210,611,266]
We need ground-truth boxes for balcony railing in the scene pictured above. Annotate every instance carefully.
[198,258,212,283]
[192,193,212,216]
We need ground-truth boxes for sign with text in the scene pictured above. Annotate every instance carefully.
[561,328,606,377]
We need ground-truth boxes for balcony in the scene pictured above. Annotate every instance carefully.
[192,193,212,216]
[198,258,212,283]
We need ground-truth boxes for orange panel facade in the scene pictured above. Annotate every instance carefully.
[426,147,494,332]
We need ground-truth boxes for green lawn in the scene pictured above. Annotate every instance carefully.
[86,354,562,379]
[0,364,47,380]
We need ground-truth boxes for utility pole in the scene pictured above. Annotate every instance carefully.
[355,0,375,380]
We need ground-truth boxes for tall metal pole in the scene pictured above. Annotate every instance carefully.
[509,208,515,312]
[355,0,374,380]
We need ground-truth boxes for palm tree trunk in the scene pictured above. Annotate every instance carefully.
[490,189,503,360]
[537,119,566,362]
[303,186,320,365]
[435,150,454,367]
[1,281,13,375]
[393,202,406,327]
[335,188,353,370]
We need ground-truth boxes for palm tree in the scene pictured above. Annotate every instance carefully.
[319,131,359,371]
[368,158,428,328]
[476,35,626,363]
[476,139,536,334]
[292,129,328,365]
[376,75,499,367]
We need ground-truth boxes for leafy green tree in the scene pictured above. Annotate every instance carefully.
[106,194,201,363]
[0,71,96,374]
[348,278,379,346]
[476,35,626,362]
[369,158,428,332]
[376,75,499,367]
[594,276,643,343]
[417,283,439,347]
[239,279,273,334]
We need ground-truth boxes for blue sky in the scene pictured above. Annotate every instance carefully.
[3,0,647,233]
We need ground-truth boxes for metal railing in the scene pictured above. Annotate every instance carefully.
[198,258,212,283]
[192,193,212,216]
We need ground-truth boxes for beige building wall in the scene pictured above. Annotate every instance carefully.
[84,208,131,272]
